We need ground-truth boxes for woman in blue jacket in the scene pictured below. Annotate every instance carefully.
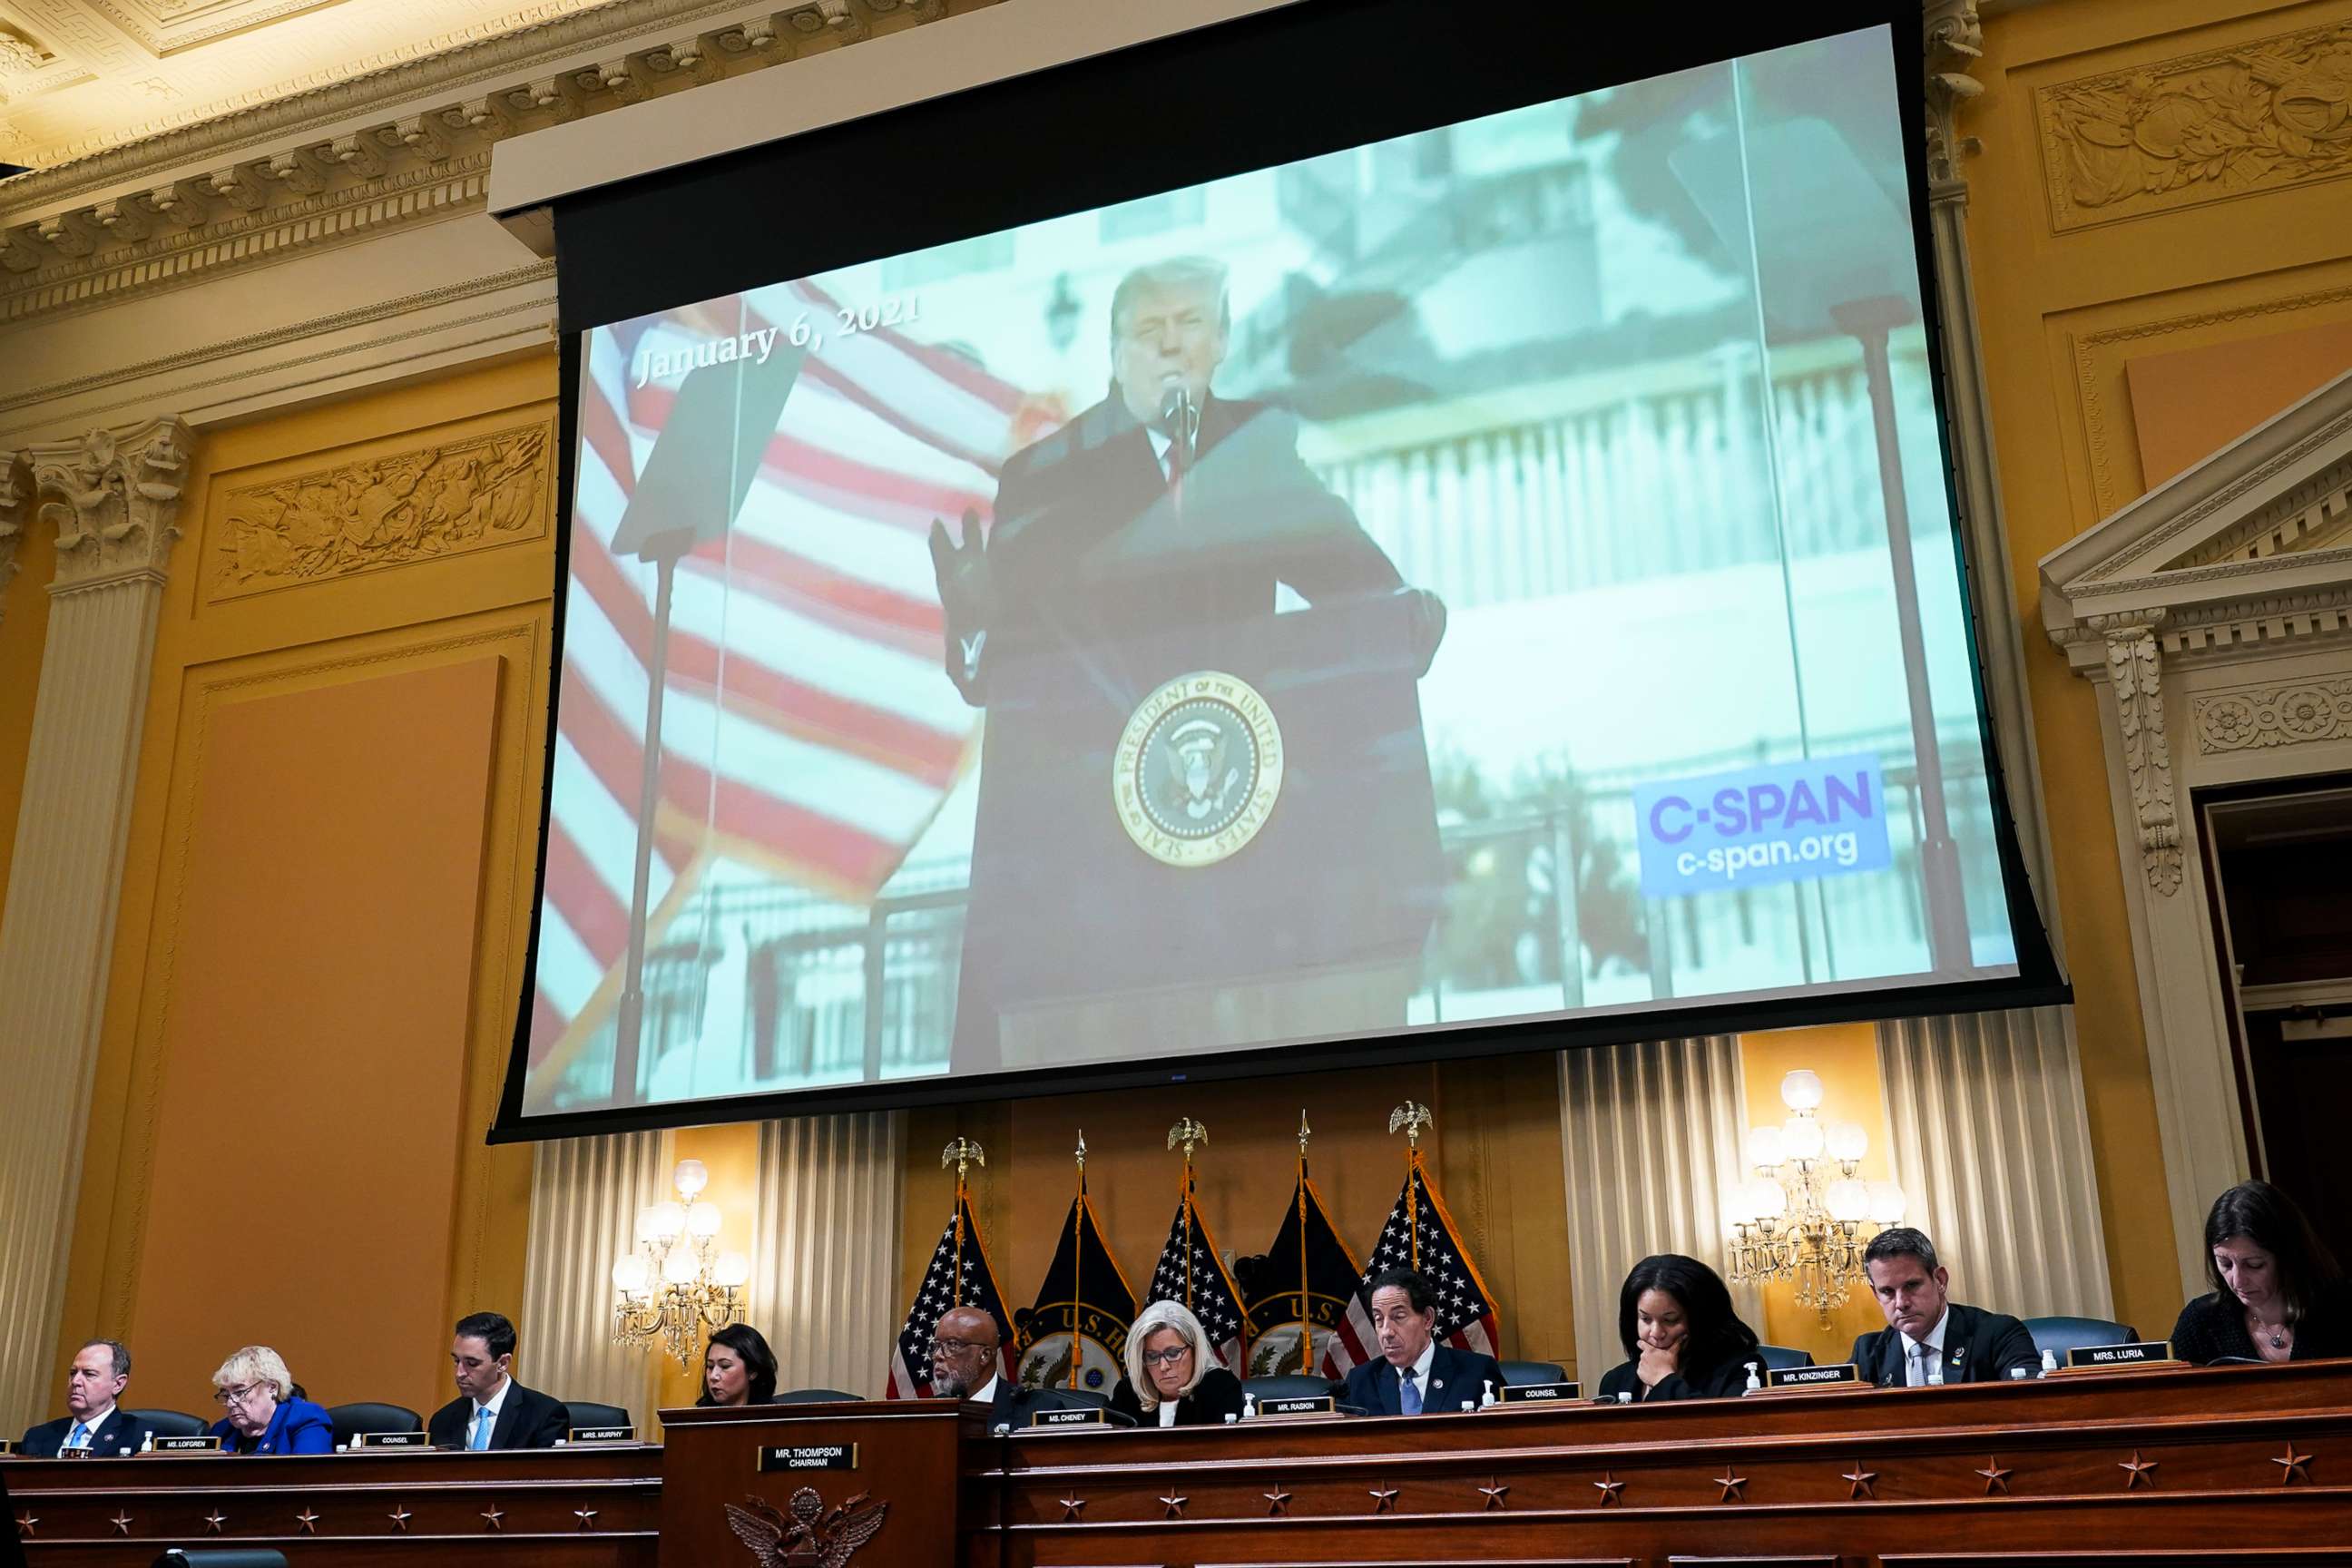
[208,1346,333,1455]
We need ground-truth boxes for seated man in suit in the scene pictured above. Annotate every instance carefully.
[20,1339,140,1457]
[1341,1267,1504,1416]
[1849,1227,2041,1387]
[926,1305,1110,1430]
[426,1311,571,1449]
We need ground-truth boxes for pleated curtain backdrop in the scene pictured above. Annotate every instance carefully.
[1559,1037,1760,1379]
[750,1112,904,1398]
[518,1129,673,1427]
[1876,1008,2116,1322]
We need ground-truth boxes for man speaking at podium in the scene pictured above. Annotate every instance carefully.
[930,255,1448,1073]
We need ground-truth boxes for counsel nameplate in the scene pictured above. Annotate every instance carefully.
[2066,1340,2177,1369]
[356,1430,430,1449]
[1497,1381,1583,1404]
[1766,1363,1861,1388]
[760,1443,859,1472]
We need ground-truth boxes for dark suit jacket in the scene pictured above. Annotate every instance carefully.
[1341,1345,1505,1416]
[209,1396,334,1455]
[975,1376,1114,1431]
[1596,1353,1755,1402]
[426,1381,571,1450]
[20,1406,142,1458]
[1108,1366,1245,1426]
[1849,1301,2042,1387]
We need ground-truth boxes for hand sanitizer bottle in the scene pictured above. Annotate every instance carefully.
[1480,1379,1497,1409]
[1242,1392,1257,1420]
[1743,1362,1762,1394]
[2040,1348,2059,1377]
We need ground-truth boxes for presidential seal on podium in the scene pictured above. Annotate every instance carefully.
[1112,670,1285,867]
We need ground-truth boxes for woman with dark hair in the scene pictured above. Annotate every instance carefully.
[2171,1181,2350,1366]
[698,1324,780,1406]
[1596,1254,1762,1402]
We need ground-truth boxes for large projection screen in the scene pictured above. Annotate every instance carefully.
[496,1,2063,1138]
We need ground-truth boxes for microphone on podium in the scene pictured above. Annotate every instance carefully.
[1160,383,1198,475]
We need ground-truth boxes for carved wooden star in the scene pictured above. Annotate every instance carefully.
[203,1509,227,1534]
[1262,1485,1291,1517]
[1592,1473,1624,1505]
[1157,1491,1186,1520]
[1368,1485,1399,1514]
[295,1509,320,1535]
[1715,1467,1748,1502]
[2273,1446,2314,1485]
[1477,1480,1509,1511]
[385,1505,412,1533]
[574,1507,600,1532]
[1057,1496,1085,1522]
[480,1506,505,1532]
[14,1514,34,1540]
[1842,1462,1878,1499]
[2120,1451,2160,1490]
[1975,1458,2012,1495]
[109,1512,132,1536]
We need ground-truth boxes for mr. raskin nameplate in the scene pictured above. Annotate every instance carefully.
[1029,1407,1109,1429]
[357,1430,430,1449]
[760,1443,859,1472]
[1767,1363,1861,1388]
[154,1435,223,1453]
[1498,1381,1584,1404]
[1257,1395,1338,1416]
[568,1425,636,1444]
[2067,1340,2176,1369]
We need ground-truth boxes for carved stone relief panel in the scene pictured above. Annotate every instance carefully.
[207,420,550,601]
[2038,17,2352,233]
[2193,676,2352,755]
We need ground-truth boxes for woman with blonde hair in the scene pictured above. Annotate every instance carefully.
[205,1346,333,1455]
[1107,1299,1246,1427]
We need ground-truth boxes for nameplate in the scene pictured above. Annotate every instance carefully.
[1255,1395,1337,1417]
[760,1443,858,1472]
[57,1446,94,1459]
[2066,1340,2176,1369]
[1767,1363,1861,1388]
[567,1425,635,1444]
[1028,1406,1107,1429]
[0,1440,15,1455]
[154,1436,222,1453]
[357,1431,430,1449]
[1497,1381,1583,1404]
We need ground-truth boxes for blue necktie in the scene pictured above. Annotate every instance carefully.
[65,1421,88,1451]
[1398,1368,1421,1416]
[471,1406,493,1451]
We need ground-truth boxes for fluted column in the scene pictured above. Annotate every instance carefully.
[0,454,25,620]
[519,1130,673,1426]
[751,1112,903,1397]
[0,417,191,1436]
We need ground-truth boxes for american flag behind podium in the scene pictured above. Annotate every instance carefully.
[887,1187,1014,1399]
[531,286,1032,1086]
[1144,1169,1254,1374]
[1322,1150,1501,1380]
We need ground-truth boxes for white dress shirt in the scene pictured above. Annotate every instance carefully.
[469,1376,511,1448]
[1399,1337,1439,1410]
[63,1402,117,1451]
[1905,1307,1952,1386]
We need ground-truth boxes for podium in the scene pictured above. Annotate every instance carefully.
[956,588,1444,1071]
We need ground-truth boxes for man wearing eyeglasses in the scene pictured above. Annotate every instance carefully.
[20,1340,140,1457]
[928,1305,1103,1430]
[426,1311,571,1450]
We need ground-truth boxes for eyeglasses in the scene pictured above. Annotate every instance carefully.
[214,1382,271,1408]
[1141,1345,1192,1368]
[928,1338,989,1357]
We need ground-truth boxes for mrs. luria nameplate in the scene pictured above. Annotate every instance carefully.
[2066,1340,2177,1369]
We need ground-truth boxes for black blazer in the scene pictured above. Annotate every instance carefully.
[1596,1353,1753,1402]
[20,1406,143,1458]
[1108,1366,1245,1426]
[1341,1345,1505,1416]
[2170,1280,2352,1365]
[978,1376,1114,1431]
[426,1381,571,1450]
[1848,1301,2042,1387]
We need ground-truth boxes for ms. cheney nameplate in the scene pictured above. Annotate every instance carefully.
[1113,671,1284,868]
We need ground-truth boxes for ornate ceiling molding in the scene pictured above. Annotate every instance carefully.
[0,0,959,322]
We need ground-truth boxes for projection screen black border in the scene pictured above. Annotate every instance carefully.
[490,0,2068,1144]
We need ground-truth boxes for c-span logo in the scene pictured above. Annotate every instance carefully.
[1113,671,1284,868]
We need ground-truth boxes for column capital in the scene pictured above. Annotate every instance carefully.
[24,417,193,594]
[0,451,27,617]
[1924,0,1985,205]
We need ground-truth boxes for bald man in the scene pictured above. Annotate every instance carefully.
[929,1305,1113,1431]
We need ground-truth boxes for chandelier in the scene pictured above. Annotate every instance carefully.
[1724,1070,1907,1325]
[610,1159,752,1366]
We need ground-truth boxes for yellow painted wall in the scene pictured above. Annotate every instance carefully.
[1963,0,2352,1338]
[50,354,556,1415]
[0,484,55,904]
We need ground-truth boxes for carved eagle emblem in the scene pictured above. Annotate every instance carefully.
[723,1488,888,1568]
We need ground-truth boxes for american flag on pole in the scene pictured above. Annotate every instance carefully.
[1321,1150,1501,1380]
[530,283,1032,1093]
[1144,1168,1253,1374]
[886,1183,1014,1399]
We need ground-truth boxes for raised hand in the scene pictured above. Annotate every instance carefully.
[927,506,995,702]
